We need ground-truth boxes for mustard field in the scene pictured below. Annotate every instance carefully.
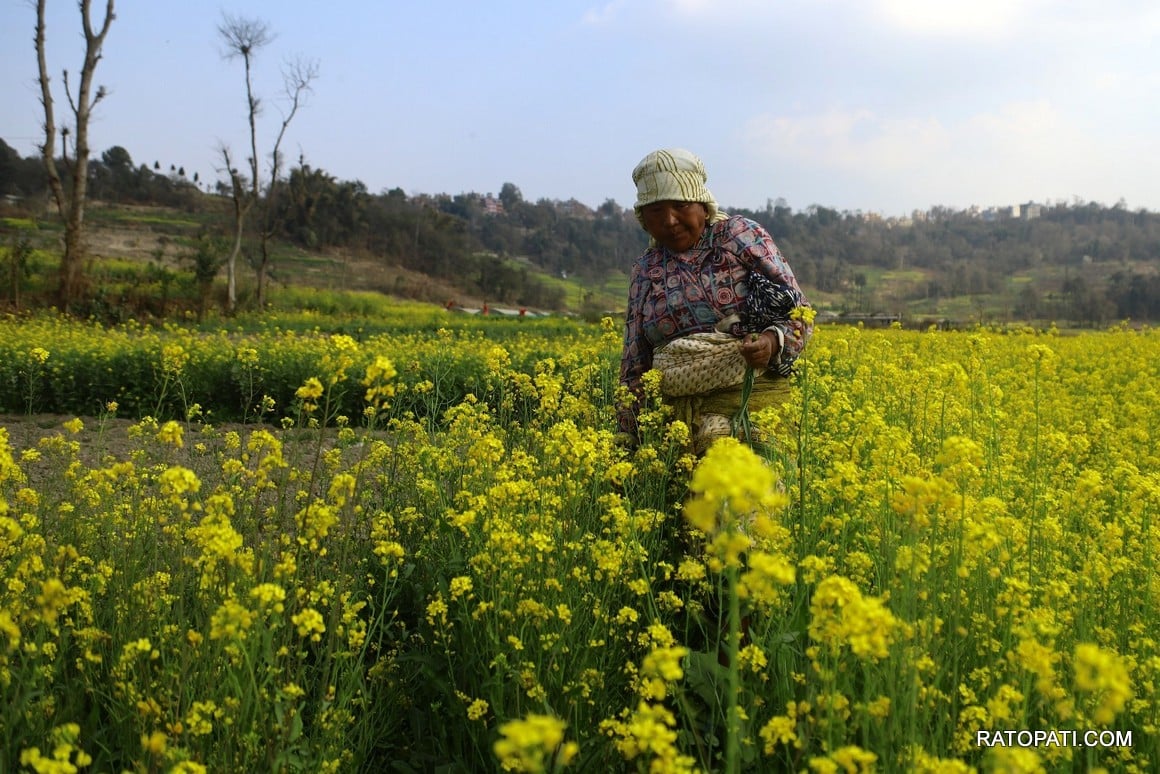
[1,314,1157,773]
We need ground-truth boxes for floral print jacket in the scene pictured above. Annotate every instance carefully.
[617,215,813,436]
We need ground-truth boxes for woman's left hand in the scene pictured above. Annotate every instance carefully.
[739,331,779,369]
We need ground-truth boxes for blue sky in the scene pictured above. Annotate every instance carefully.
[3,0,1159,216]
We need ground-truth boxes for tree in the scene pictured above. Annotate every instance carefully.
[216,14,270,313]
[100,144,131,171]
[184,230,226,322]
[596,198,622,219]
[499,182,523,212]
[3,231,36,310]
[254,57,317,307]
[96,144,133,199]
[217,13,317,312]
[34,0,116,309]
[0,139,20,195]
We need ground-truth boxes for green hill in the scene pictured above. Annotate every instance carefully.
[4,142,1160,326]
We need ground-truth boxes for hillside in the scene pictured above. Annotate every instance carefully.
[3,199,555,317]
[79,201,487,309]
[4,184,1160,326]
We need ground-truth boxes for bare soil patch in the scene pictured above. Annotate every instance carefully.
[1,413,143,457]
[1,413,384,481]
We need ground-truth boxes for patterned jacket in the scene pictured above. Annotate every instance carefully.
[617,215,812,436]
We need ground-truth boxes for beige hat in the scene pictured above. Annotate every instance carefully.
[632,148,721,226]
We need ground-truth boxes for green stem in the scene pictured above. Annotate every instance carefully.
[1028,358,1041,588]
[733,366,756,443]
[724,561,742,774]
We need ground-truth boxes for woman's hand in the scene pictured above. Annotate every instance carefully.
[739,331,779,369]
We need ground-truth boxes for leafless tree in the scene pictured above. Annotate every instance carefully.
[255,56,318,308]
[216,142,250,311]
[216,13,270,313]
[35,0,116,309]
[217,13,317,312]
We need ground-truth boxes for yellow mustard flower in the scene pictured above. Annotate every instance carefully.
[494,713,576,773]
[296,376,325,401]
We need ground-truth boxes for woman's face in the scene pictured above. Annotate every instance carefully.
[639,200,708,252]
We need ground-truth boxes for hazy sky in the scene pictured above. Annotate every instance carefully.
[3,0,1158,216]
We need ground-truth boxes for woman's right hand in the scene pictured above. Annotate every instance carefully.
[739,331,779,369]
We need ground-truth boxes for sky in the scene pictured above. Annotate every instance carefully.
[3,0,1159,217]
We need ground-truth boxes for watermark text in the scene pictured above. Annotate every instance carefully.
[977,730,1133,748]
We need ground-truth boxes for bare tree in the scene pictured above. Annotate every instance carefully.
[216,13,316,312]
[256,56,318,308]
[35,0,116,309]
[216,14,269,313]
[216,142,250,313]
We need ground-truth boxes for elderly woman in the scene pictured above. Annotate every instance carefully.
[617,148,813,454]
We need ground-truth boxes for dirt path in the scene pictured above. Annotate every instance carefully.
[1,413,140,455]
[0,413,382,481]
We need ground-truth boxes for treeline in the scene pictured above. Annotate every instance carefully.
[0,139,201,211]
[271,170,648,309]
[4,137,1160,321]
[733,200,1160,323]
[1,139,647,311]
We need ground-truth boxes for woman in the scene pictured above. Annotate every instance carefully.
[617,148,813,453]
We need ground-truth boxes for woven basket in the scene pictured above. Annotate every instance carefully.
[652,332,747,397]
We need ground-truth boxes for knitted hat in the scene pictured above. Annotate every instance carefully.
[632,148,720,225]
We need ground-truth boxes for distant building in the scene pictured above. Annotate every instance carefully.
[480,194,505,216]
[981,202,1039,221]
